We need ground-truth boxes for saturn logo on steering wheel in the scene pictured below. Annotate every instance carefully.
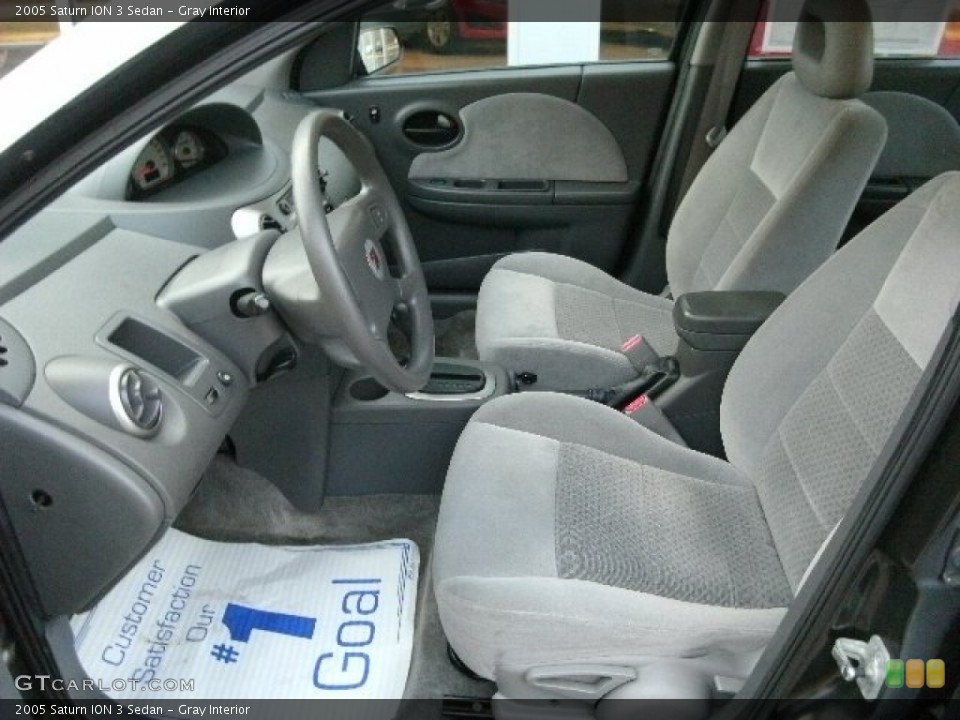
[364,239,386,281]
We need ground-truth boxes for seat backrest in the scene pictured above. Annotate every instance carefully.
[862,91,960,180]
[666,0,886,298]
[721,172,960,591]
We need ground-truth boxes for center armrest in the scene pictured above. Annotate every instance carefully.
[656,291,786,455]
[673,291,785,351]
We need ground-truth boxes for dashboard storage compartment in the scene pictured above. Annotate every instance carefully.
[107,317,205,384]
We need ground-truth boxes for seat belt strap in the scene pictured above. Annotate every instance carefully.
[623,394,689,448]
[676,5,760,204]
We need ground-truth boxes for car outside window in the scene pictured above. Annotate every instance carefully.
[749,12,960,59]
[0,2,120,81]
[358,0,683,77]
[0,21,60,80]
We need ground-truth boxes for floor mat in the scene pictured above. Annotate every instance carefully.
[72,528,419,700]
[175,457,494,700]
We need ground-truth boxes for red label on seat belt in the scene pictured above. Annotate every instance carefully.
[624,394,649,415]
[622,335,644,352]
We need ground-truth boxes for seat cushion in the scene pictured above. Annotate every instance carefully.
[433,392,789,680]
[476,253,678,391]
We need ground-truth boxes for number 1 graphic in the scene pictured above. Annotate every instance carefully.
[221,603,317,643]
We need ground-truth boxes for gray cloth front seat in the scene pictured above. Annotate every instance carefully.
[476,2,887,391]
[434,172,960,697]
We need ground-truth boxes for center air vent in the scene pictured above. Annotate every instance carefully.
[115,367,163,435]
[46,358,164,437]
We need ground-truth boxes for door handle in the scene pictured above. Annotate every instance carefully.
[403,111,460,147]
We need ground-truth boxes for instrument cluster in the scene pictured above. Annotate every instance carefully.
[128,125,227,200]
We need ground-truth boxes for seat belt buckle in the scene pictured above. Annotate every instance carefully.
[621,335,659,374]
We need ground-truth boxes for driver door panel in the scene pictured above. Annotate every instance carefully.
[302,61,676,294]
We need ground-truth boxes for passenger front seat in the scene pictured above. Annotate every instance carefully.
[434,171,960,698]
[475,0,887,391]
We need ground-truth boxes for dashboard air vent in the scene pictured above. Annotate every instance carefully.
[116,368,163,435]
[0,319,35,407]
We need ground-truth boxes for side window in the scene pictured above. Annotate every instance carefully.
[0,22,60,80]
[749,14,960,59]
[357,0,683,78]
[0,3,114,81]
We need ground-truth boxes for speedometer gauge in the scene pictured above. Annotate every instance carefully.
[132,138,173,191]
[173,130,204,168]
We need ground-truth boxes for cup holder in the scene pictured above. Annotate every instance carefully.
[350,377,390,402]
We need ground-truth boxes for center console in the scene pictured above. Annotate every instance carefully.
[327,358,511,496]
[644,291,785,457]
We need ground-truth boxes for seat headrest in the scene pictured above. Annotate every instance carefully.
[792,0,874,99]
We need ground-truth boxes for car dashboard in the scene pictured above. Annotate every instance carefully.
[0,94,358,617]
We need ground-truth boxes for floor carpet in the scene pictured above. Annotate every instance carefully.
[434,310,478,360]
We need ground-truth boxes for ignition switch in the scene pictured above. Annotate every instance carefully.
[232,290,272,318]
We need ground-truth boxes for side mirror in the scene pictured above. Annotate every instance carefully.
[358,26,402,75]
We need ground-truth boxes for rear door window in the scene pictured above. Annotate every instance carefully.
[749,13,960,59]
[358,0,685,77]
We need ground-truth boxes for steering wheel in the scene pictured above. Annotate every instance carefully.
[291,110,434,393]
